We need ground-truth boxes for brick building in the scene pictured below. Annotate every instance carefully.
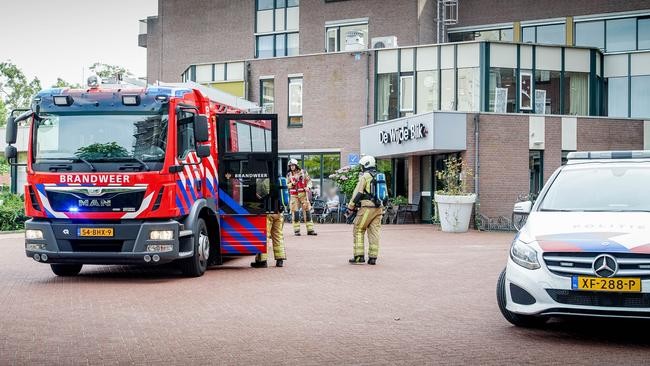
[139,0,650,221]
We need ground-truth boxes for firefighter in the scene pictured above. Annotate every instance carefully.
[251,177,288,268]
[346,155,383,265]
[287,159,317,236]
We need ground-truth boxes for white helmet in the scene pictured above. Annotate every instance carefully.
[359,155,376,170]
[288,158,299,167]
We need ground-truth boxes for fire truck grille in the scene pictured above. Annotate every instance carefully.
[46,190,145,213]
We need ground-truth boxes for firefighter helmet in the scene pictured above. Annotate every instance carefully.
[359,155,376,170]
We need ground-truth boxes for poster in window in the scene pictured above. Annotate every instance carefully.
[534,89,547,114]
[520,72,532,110]
[495,87,508,113]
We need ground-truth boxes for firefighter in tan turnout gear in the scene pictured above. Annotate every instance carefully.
[346,155,384,265]
[251,177,288,268]
[287,159,317,236]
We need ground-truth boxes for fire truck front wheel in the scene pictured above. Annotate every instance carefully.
[50,264,83,277]
[180,218,210,277]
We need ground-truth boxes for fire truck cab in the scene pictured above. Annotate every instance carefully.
[5,79,278,277]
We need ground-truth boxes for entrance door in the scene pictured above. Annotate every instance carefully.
[217,114,278,255]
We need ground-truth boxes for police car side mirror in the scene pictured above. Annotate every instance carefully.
[512,201,532,231]
[193,115,209,142]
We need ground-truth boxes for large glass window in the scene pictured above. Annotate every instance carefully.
[376,73,398,121]
[280,153,340,198]
[534,70,561,114]
[631,75,650,119]
[606,18,636,52]
[440,69,455,111]
[639,18,650,50]
[522,24,565,45]
[489,68,516,113]
[607,77,628,118]
[448,28,513,42]
[575,21,605,49]
[529,150,543,196]
[457,68,480,112]
[288,77,303,127]
[400,75,414,114]
[326,23,368,52]
[416,70,438,113]
[564,72,589,115]
[261,78,275,113]
[255,0,299,58]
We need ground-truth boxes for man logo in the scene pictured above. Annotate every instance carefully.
[78,199,112,207]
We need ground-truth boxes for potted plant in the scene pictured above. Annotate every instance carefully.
[434,156,476,233]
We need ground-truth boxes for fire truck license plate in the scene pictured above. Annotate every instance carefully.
[78,228,114,237]
[572,276,641,292]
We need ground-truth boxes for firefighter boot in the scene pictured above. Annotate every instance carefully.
[250,261,268,268]
[367,258,377,265]
[348,255,365,264]
[276,259,284,267]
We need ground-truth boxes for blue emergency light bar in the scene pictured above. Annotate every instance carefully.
[568,151,650,160]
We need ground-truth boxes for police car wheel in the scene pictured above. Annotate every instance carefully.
[50,264,83,277]
[496,269,547,328]
[180,218,209,277]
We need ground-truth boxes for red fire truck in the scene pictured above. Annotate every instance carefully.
[4,80,278,277]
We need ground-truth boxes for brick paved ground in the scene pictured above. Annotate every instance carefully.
[1,224,649,365]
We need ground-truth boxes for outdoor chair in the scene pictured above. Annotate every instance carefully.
[396,193,421,224]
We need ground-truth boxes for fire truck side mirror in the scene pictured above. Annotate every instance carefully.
[4,145,17,161]
[5,116,17,144]
[193,115,209,143]
[196,145,210,158]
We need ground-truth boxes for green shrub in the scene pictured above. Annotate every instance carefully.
[0,188,27,231]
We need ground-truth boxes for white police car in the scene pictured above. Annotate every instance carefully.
[498,151,650,327]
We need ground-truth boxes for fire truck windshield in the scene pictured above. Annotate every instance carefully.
[33,113,168,168]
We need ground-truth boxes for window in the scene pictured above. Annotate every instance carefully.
[448,28,513,42]
[631,75,650,119]
[489,68,516,113]
[399,75,414,114]
[440,69,455,110]
[376,73,398,121]
[534,70,561,114]
[607,77,628,117]
[326,22,368,52]
[280,153,340,197]
[288,77,303,127]
[522,23,565,45]
[260,79,275,113]
[177,110,195,159]
[564,72,589,115]
[606,18,636,52]
[639,18,650,50]
[457,68,480,112]
[255,0,299,58]
[416,70,438,113]
[575,21,604,49]
[225,120,273,153]
[529,150,543,196]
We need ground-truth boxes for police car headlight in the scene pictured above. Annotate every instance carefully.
[25,229,44,240]
[149,230,174,240]
[510,239,540,270]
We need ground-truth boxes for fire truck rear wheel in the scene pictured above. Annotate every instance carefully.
[50,264,83,277]
[180,218,210,277]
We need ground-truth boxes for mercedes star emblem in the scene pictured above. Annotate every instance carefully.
[592,254,618,278]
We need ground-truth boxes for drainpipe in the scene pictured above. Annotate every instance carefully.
[474,113,480,209]
[366,51,371,126]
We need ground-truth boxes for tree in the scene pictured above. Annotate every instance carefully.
[52,78,81,89]
[0,61,41,126]
[89,62,132,80]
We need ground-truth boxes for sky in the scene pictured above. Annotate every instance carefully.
[0,0,158,87]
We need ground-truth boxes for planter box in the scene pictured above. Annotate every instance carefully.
[434,193,477,233]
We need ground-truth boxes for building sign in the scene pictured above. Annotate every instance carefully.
[379,122,428,144]
[348,153,360,166]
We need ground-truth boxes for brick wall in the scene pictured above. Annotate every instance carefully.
[249,52,370,160]
[455,0,650,28]
[577,118,645,151]
[544,117,562,183]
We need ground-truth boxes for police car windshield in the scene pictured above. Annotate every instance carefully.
[34,113,168,162]
[539,165,650,212]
